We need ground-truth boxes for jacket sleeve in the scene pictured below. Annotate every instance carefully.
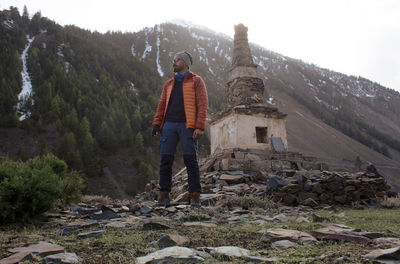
[194,76,208,130]
[152,82,168,127]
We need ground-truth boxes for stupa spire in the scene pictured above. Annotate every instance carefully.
[227,24,264,106]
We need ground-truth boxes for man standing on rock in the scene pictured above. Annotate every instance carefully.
[152,51,208,208]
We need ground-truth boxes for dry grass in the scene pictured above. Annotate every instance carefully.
[380,195,400,208]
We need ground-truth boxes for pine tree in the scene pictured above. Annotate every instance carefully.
[121,120,133,146]
[58,132,77,158]
[98,121,117,152]
[81,133,100,177]
[134,132,144,152]
[78,117,90,144]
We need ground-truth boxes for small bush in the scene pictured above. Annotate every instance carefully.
[0,154,85,223]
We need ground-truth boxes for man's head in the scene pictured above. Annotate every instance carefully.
[173,51,192,74]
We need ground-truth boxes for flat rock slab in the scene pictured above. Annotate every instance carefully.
[313,226,371,243]
[105,221,129,228]
[219,174,245,184]
[43,252,79,263]
[140,205,153,215]
[272,240,298,250]
[358,231,385,239]
[205,246,251,258]
[136,246,208,264]
[57,226,80,236]
[364,247,400,263]
[262,228,317,244]
[182,222,217,228]
[0,251,33,264]
[374,238,400,247]
[143,221,171,230]
[90,210,121,220]
[157,234,190,248]
[203,246,276,263]
[200,193,224,206]
[1,242,64,264]
[77,230,105,239]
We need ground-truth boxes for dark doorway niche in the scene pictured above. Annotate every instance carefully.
[256,127,268,143]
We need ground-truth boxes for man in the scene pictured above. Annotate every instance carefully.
[152,51,208,208]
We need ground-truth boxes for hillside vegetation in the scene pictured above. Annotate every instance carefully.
[1,7,400,196]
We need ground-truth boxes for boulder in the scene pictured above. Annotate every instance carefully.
[204,246,276,263]
[313,225,371,243]
[262,228,317,244]
[364,247,400,263]
[272,240,298,250]
[157,234,190,248]
[43,253,79,264]
[373,238,400,247]
[1,242,64,264]
[219,174,245,184]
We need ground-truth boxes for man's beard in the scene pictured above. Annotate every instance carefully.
[173,65,182,72]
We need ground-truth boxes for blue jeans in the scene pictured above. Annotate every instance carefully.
[159,122,201,193]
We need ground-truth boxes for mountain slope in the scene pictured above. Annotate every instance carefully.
[1,8,399,194]
[128,21,400,190]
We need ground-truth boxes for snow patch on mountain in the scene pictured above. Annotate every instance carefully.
[142,38,152,60]
[191,31,211,41]
[131,43,136,56]
[57,44,65,57]
[18,35,35,120]
[2,19,14,29]
[156,33,164,77]
[129,81,139,95]
[168,19,230,39]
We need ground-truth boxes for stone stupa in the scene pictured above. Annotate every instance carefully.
[209,24,288,155]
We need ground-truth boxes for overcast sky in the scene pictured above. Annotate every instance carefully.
[2,0,400,93]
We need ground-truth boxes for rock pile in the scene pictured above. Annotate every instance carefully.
[142,148,391,206]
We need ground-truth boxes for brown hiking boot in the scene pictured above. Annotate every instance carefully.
[157,190,170,207]
[190,192,201,208]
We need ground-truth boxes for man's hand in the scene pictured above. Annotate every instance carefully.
[192,129,204,140]
[152,125,160,137]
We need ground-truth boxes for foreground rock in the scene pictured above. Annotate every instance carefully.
[364,247,400,263]
[0,242,64,264]
[203,246,276,263]
[261,228,317,244]
[157,234,190,248]
[313,225,371,243]
[272,240,298,250]
[43,253,79,264]
[135,246,209,264]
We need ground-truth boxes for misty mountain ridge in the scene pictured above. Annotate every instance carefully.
[1,8,400,195]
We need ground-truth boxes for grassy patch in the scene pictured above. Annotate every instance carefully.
[314,208,400,234]
[1,207,399,263]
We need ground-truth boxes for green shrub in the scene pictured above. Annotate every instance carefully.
[0,154,85,223]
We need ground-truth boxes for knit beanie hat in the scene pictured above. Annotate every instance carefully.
[176,51,193,67]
